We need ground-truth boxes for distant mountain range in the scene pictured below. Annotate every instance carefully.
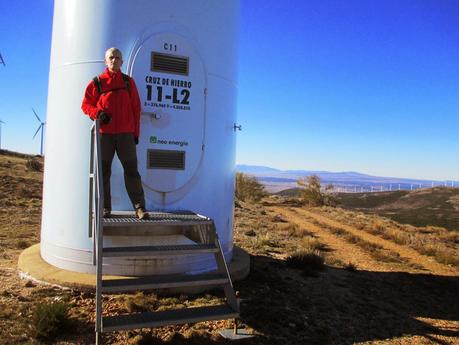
[236,164,457,192]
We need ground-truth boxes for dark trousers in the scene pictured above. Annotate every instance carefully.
[101,133,145,210]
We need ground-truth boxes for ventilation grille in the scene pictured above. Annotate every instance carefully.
[147,149,185,170]
[151,52,189,76]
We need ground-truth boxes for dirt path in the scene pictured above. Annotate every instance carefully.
[272,206,458,276]
[301,208,458,276]
[270,206,399,272]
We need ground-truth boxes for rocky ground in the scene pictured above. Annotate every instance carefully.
[0,150,458,345]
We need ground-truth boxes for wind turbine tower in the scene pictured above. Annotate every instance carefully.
[32,108,46,156]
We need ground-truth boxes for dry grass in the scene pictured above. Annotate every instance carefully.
[315,206,459,267]
[251,233,277,251]
[302,237,327,251]
[313,222,407,265]
[279,222,314,238]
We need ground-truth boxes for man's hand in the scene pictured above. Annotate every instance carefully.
[134,137,139,145]
[98,111,111,124]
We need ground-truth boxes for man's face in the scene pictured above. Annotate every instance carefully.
[105,51,123,72]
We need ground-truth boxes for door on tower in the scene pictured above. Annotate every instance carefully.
[130,33,206,193]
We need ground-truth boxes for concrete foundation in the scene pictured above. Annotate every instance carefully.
[18,244,250,293]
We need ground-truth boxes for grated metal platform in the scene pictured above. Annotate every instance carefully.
[102,211,213,227]
[102,244,219,257]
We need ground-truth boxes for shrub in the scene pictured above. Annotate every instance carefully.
[31,302,71,340]
[344,262,358,272]
[281,222,314,237]
[297,175,336,207]
[125,292,159,312]
[302,237,326,251]
[131,333,163,345]
[26,158,43,172]
[16,239,29,249]
[244,229,256,237]
[235,172,267,202]
[286,249,325,276]
[251,233,276,250]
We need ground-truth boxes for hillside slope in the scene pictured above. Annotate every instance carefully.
[278,187,459,231]
[336,188,459,231]
[0,150,457,345]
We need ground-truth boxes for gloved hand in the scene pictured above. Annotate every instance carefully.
[134,137,139,145]
[98,111,111,124]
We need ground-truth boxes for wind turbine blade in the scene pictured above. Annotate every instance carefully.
[0,120,5,124]
[33,125,42,139]
[0,53,5,67]
[32,108,42,122]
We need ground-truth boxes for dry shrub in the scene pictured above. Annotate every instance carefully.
[372,220,386,234]
[416,244,459,266]
[26,157,42,172]
[344,262,358,272]
[244,229,256,237]
[251,233,276,250]
[31,302,71,340]
[441,232,459,244]
[302,237,326,251]
[384,228,410,245]
[286,249,325,276]
[281,223,313,237]
[16,239,29,249]
[125,292,159,312]
[324,256,344,267]
[297,175,336,207]
[433,249,459,266]
[328,226,346,236]
[130,333,163,345]
[235,172,267,202]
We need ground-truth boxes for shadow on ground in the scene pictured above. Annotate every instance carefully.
[92,254,459,345]
[232,255,459,345]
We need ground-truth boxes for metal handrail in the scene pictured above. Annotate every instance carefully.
[89,120,104,261]
[88,119,104,336]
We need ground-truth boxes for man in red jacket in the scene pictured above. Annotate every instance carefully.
[82,47,148,219]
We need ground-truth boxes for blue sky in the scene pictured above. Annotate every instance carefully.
[1,1,459,180]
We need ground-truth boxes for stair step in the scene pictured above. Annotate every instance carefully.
[102,212,212,227]
[102,304,239,332]
[101,273,229,293]
[102,244,218,257]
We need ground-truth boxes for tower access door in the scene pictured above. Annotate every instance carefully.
[130,33,206,193]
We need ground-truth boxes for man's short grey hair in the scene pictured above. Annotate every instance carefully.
[105,47,122,59]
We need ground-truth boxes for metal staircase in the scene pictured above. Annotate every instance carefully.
[89,121,239,344]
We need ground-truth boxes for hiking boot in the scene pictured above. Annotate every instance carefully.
[135,207,149,220]
[103,208,111,218]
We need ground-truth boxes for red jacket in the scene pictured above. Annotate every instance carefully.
[81,68,141,137]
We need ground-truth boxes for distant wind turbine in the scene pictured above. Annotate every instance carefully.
[32,108,46,155]
[0,119,5,149]
[0,53,5,67]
